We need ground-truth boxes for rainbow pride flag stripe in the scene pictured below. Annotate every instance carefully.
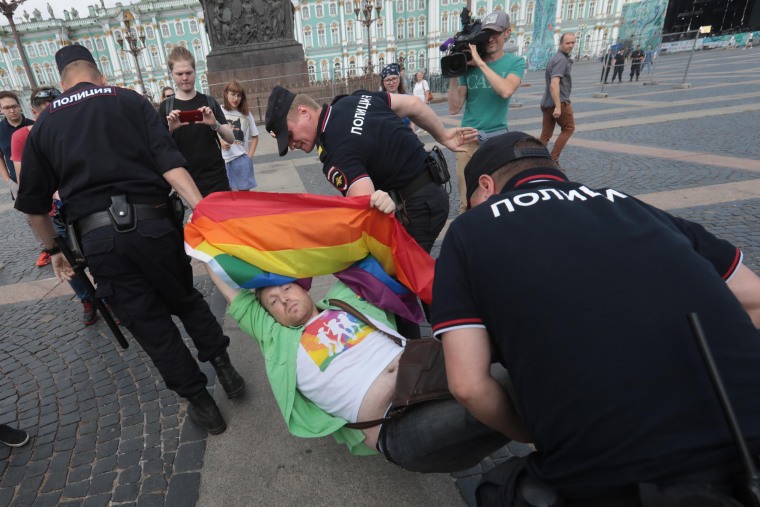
[184,192,435,303]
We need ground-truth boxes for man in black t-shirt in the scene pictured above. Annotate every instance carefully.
[629,44,645,81]
[158,47,234,197]
[431,131,760,505]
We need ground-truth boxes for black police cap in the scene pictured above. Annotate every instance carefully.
[55,44,97,73]
[265,86,296,157]
[464,132,552,206]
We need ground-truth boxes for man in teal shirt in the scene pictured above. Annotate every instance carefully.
[447,10,525,212]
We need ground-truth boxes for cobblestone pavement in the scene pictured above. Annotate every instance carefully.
[1,48,759,506]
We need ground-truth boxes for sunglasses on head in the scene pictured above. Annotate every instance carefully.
[34,88,61,101]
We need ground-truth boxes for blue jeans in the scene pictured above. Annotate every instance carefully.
[379,367,512,473]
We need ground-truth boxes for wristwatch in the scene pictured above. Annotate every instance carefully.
[43,245,61,256]
[210,120,220,131]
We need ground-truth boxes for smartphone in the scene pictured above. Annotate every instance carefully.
[178,109,203,123]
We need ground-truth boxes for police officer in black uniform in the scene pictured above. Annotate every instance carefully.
[264,86,478,253]
[15,45,245,435]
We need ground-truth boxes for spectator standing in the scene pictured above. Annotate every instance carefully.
[161,86,175,100]
[0,91,48,266]
[220,80,259,191]
[15,44,246,435]
[600,48,613,83]
[643,45,655,77]
[611,48,626,82]
[158,46,234,197]
[412,71,431,133]
[539,32,576,163]
[432,131,760,506]
[629,44,645,81]
[447,10,525,212]
[380,63,413,130]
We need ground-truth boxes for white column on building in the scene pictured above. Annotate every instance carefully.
[293,0,304,44]
[427,0,440,73]
[102,22,124,83]
[384,0,394,63]
[196,10,211,56]
[0,44,21,89]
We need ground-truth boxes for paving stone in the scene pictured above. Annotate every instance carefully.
[67,465,92,484]
[62,479,89,498]
[80,493,112,507]
[140,474,168,494]
[112,483,140,503]
[164,472,201,507]
[40,470,68,493]
[88,472,117,495]
[31,491,63,507]
[135,493,165,507]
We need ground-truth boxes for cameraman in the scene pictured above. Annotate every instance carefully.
[447,10,525,213]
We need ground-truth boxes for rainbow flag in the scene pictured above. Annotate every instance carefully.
[184,192,435,303]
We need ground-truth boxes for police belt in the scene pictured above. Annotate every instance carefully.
[397,167,436,201]
[77,203,171,236]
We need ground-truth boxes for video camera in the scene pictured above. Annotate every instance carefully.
[440,8,491,78]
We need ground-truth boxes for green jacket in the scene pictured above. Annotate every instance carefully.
[228,281,398,456]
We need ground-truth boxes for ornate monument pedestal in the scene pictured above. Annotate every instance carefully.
[206,40,309,97]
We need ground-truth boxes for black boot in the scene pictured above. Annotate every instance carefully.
[187,389,227,435]
[210,351,246,399]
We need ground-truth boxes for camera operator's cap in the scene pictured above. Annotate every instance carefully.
[464,132,551,206]
[265,85,296,157]
[482,11,510,32]
[55,45,96,73]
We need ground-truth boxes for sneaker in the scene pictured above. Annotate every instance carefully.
[0,424,30,447]
[36,251,51,267]
[82,300,98,326]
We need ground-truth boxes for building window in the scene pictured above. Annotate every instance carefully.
[397,19,404,39]
[418,50,425,69]
[16,67,28,88]
[193,40,204,63]
[48,42,57,54]
[200,74,209,94]
[347,21,354,42]
[84,39,94,51]
[334,60,342,78]
[145,25,155,39]
[10,46,20,60]
[302,6,310,20]
[165,42,174,54]
[408,51,416,70]
[377,18,384,38]
[161,23,171,37]
[316,3,324,17]
[320,59,329,79]
[190,19,199,33]
[527,2,534,24]
[418,0,425,9]
[96,38,106,51]
[442,0,448,5]
[308,62,316,82]
[113,29,122,42]
[407,0,414,11]
[150,45,159,67]
[44,63,56,84]
[120,52,132,72]
[179,40,188,48]
[511,4,520,23]
[407,18,414,38]
[606,0,613,14]
[175,21,185,35]
[349,58,356,76]
[396,0,403,12]
[318,25,326,47]
[345,1,353,15]
[329,2,337,16]
[589,0,596,16]
[378,54,385,68]
[304,26,313,48]
[441,12,449,33]
[578,1,586,17]
[27,45,37,58]
[37,43,47,57]
[418,17,425,36]
[33,64,44,84]
[331,23,340,44]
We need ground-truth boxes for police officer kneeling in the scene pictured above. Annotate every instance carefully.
[431,132,760,506]
[15,45,245,435]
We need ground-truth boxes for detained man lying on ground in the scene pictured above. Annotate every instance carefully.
[185,190,510,472]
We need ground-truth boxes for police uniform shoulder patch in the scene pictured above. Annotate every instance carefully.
[327,166,348,192]
[50,86,117,112]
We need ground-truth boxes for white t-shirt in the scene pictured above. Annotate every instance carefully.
[413,79,429,102]
[295,309,403,423]
[220,108,259,162]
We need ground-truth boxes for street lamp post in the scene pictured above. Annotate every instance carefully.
[0,0,36,89]
[577,24,587,59]
[354,0,382,76]
[116,9,149,100]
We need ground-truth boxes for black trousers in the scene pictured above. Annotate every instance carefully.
[612,65,624,82]
[602,65,611,82]
[630,63,642,80]
[81,217,230,398]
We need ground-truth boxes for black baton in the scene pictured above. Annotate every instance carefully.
[54,236,129,349]
[688,313,760,506]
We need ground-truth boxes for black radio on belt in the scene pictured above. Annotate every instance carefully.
[107,195,137,232]
[426,146,451,185]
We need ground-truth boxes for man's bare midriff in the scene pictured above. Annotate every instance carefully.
[356,351,403,450]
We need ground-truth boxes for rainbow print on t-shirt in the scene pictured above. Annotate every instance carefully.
[301,310,374,371]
